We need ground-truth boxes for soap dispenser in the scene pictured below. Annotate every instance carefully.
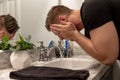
[37,41,47,61]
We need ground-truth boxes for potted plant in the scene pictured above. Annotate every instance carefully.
[0,35,12,70]
[10,34,39,69]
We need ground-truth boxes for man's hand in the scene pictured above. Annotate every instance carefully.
[50,21,77,40]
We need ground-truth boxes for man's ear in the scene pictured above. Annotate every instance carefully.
[58,15,68,22]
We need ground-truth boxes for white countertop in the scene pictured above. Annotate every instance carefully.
[0,68,14,80]
[0,55,108,80]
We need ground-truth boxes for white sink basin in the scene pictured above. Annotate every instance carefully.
[32,57,100,70]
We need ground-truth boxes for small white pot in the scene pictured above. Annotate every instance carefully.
[10,49,39,70]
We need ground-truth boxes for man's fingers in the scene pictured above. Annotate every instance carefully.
[51,24,62,28]
[60,20,68,25]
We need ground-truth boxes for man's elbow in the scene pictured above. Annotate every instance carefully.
[101,58,117,66]
[100,52,118,66]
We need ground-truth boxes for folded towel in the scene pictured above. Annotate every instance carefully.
[10,66,89,80]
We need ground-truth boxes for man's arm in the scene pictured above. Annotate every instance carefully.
[73,21,119,65]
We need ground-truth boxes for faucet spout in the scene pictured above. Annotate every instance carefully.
[46,47,56,60]
[56,46,63,58]
[46,46,64,61]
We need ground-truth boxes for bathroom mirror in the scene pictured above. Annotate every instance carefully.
[0,0,84,46]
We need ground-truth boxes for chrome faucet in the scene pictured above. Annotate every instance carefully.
[56,46,64,58]
[47,40,73,59]
[46,47,56,60]
[46,46,63,61]
[56,40,65,58]
[37,40,73,61]
[46,40,64,60]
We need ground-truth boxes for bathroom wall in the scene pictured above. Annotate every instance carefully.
[19,0,59,47]
[61,0,84,9]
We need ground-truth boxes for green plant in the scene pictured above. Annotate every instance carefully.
[12,34,35,50]
[0,35,11,50]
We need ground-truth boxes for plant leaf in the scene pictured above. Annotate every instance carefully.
[11,34,35,50]
[2,35,9,42]
[0,35,11,50]
[19,34,24,42]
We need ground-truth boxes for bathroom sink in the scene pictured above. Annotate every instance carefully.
[32,57,100,70]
